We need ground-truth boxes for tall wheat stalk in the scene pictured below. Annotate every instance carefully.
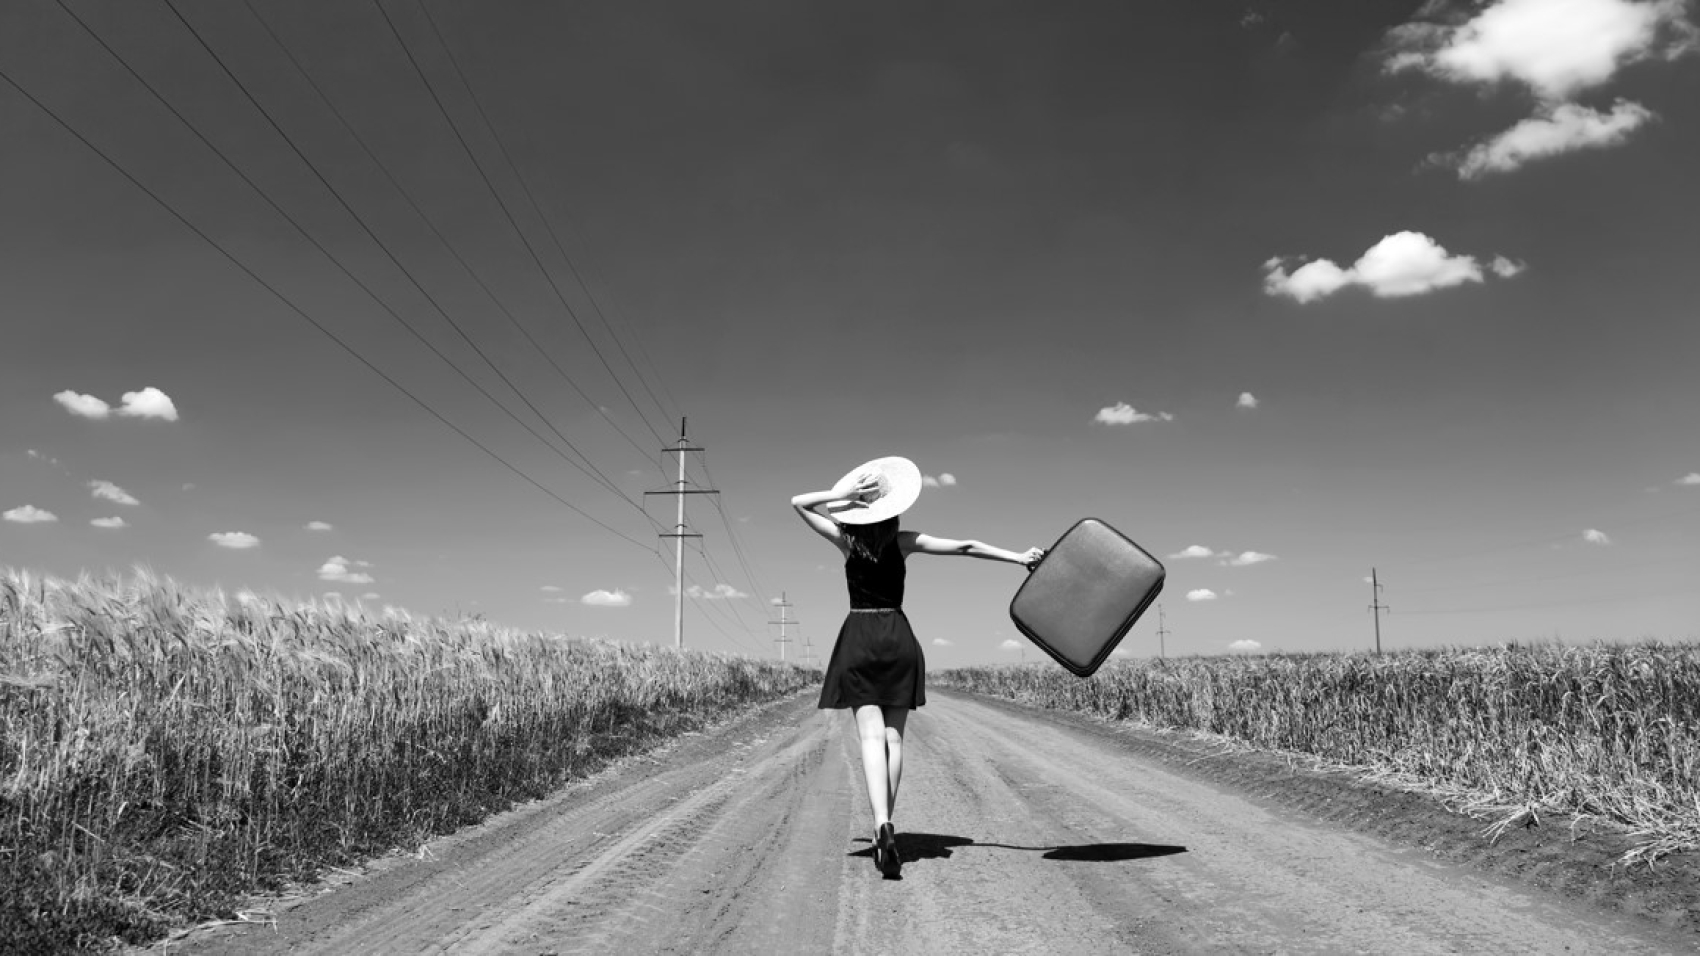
[0,567,811,952]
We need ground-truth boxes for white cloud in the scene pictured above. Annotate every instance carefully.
[1168,545,1217,560]
[1582,528,1612,545]
[26,449,61,466]
[540,585,564,593]
[938,473,957,486]
[1677,473,1700,486]
[1384,0,1697,101]
[678,583,748,600]
[1490,256,1526,278]
[582,588,633,607]
[1094,402,1173,425]
[209,531,260,549]
[923,473,960,488]
[1236,392,1259,409]
[931,638,955,647]
[361,592,380,600]
[1449,100,1656,178]
[305,520,334,531]
[1228,639,1263,652]
[999,638,1023,650]
[53,390,111,419]
[90,516,127,529]
[4,505,58,524]
[88,480,139,506]
[1224,551,1277,566]
[1264,232,1499,303]
[118,387,179,421]
[1187,588,1219,602]
[318,555,375,584]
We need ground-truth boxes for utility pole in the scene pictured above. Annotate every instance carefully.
[769,591,795,662]
[1369,567,1388,656]
[800,634,815,668]
[643,418,718,649]
[1155,604,1169,660]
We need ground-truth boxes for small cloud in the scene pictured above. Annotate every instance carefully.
[118,387,179,421]
[1582,528,1612,545]
[4,505,58,524]
[1110,647,1134,657]
[540,585,564,593]
[1228,639,1262,652]
[678,583,748,600]
[53,390,111,419]
[305,520,334,531]
[181,483,195,492]
[88,480,139,506]
[582,588,633,607]
[209,531,260,549]
[318,555,375,584]
[923,472,959,488]
[1187,588,1219,602]
[26,449,62,467]
[1489,256,1526,278]
[1224,551,1277,566]
[90,516,127,529]
[361,592,380,600]
[1447,100,1656,178]
[1264,232,1502,303]
[1240,9,1265,28]
[1094,402,1173,425]
[938,473,957,486]
[932,638,955,647]
[1168,545,1217,560]
[1236,392,1259,409]
[543,597,572,604]
[1000,638,1023,650]
[1675,473,1700,486]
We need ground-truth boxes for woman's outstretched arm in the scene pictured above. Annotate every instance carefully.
[899,532,1044,569]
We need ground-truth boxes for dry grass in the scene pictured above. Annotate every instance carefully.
[937,643,1700,866]
[0,567,811,952]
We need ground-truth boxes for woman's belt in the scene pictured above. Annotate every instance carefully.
[849,607,901,613]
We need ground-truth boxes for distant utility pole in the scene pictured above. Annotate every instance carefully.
[770,591,796,662]
[643,418,718,649]
[800,634,816,668]
[1369,567,1389,656]
[1155,604,1169,660]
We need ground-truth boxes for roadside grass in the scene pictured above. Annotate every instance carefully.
[0,567,812,953]
[937,643,1700,866]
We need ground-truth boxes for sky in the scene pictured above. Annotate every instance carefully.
[3,0,1698,665]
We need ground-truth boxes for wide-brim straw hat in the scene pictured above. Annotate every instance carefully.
[828,456,922,525]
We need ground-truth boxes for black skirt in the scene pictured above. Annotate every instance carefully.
[818,609,926,709]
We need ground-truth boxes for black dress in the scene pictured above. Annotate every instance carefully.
[818,534,926,709]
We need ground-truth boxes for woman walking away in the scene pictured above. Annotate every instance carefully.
[792,456,1044,878]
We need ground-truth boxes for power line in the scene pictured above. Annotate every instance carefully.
[372,0,670,455]
[240,0,665,497]
[0,64,658,555]
[51,0,654,547]
[410,0,674,447]
[152,0,645,512]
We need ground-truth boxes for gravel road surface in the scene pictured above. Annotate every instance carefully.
[166,690,1696,955]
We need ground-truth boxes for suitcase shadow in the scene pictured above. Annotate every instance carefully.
[849,833,1186,864]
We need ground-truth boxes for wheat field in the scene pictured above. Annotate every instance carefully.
[0,567,812,952]
[936,643,1700,865]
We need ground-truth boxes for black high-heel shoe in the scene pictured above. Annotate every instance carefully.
[876,823,900,878]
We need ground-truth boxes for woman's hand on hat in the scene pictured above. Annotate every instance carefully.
[1021,547,1045,570]
[832,471,883,505]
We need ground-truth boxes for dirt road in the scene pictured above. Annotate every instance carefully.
[170,690,1696,955]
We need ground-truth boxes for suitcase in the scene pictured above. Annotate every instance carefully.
[1009,518,1165,678]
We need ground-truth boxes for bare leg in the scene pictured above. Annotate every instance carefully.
[882,706,908,820]
[853,705,892,828]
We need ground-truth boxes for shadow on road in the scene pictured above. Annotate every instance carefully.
[849,833,1187,864]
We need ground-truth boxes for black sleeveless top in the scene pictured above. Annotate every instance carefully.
[845,535,906,609]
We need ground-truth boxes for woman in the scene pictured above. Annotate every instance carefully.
[791,457,1044,878]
